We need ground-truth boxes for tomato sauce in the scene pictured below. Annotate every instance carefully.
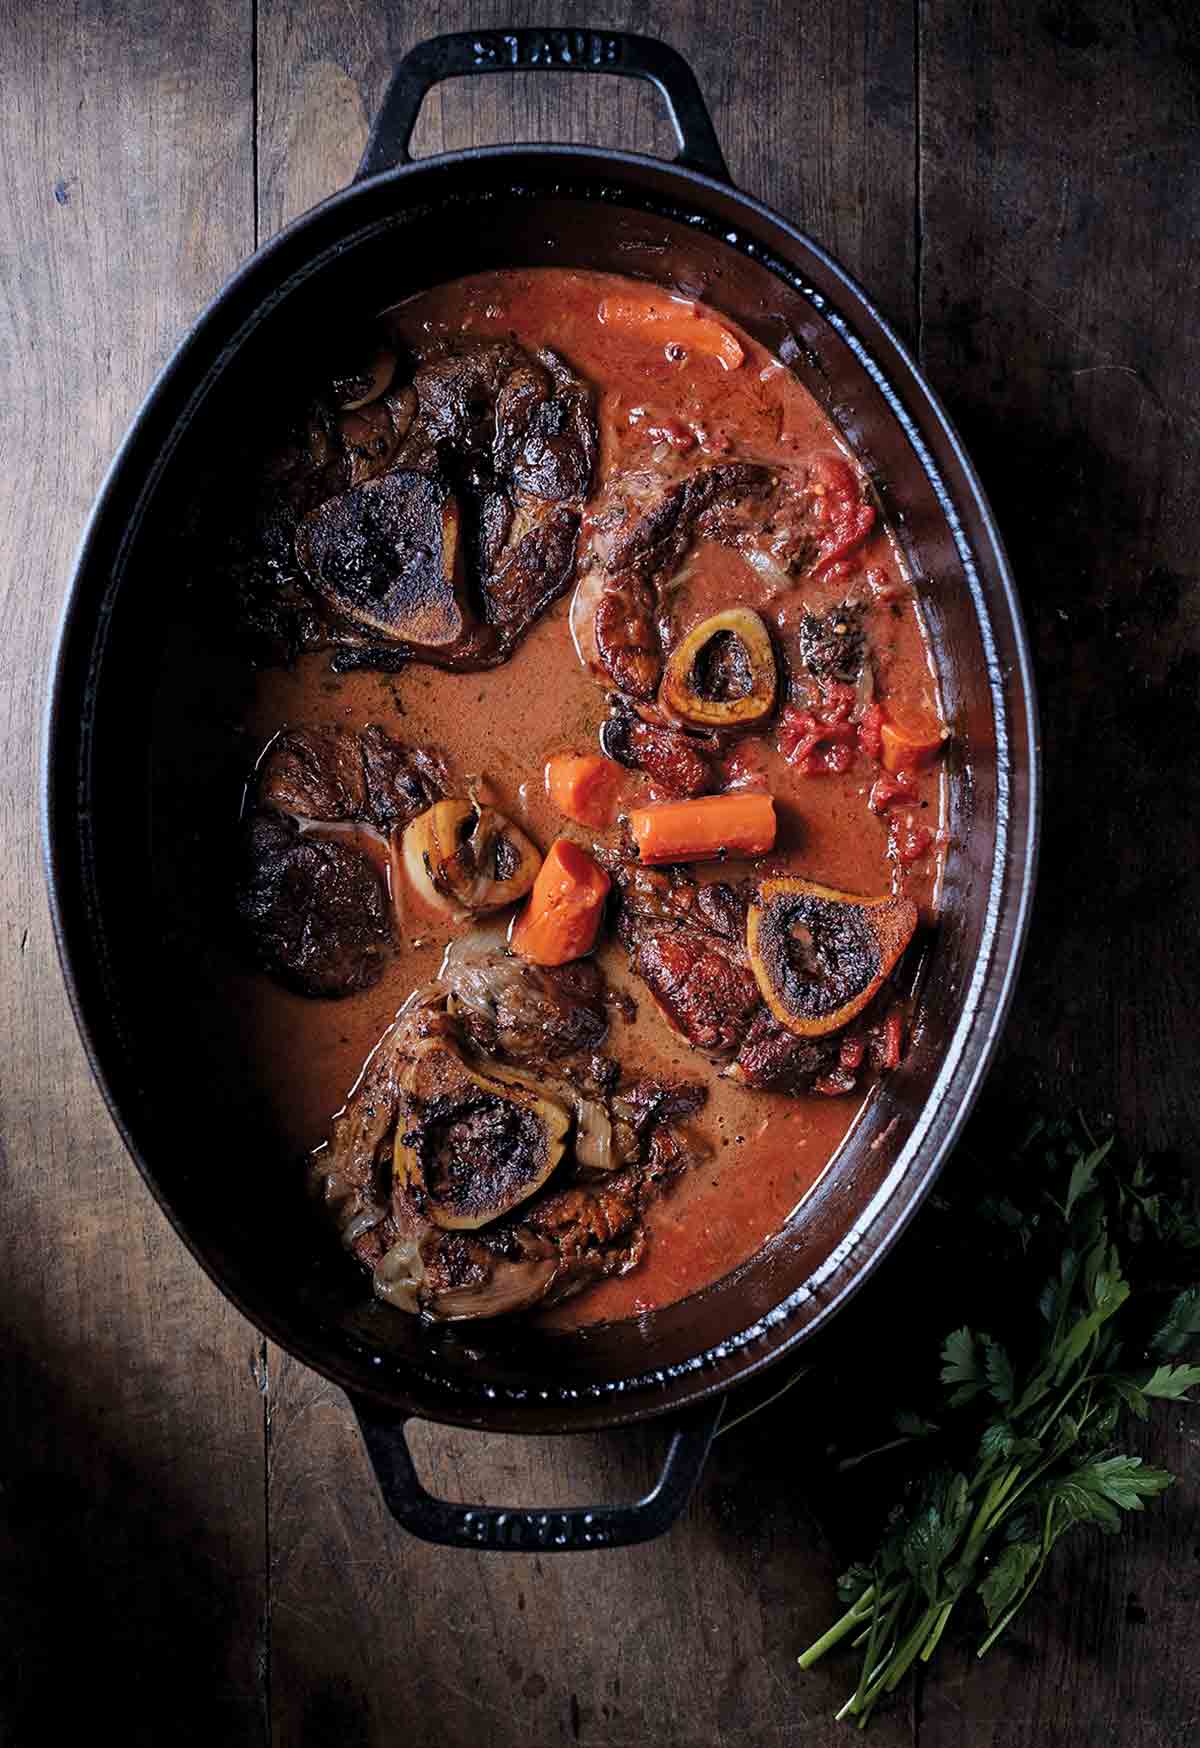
[213,268,945,1327]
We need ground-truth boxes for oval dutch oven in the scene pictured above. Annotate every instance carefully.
[44,28,1039,1551]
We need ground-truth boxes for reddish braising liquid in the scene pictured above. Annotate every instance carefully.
[228,268,944,1326]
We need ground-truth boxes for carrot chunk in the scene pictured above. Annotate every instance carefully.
[510,838,611,966]
[879,716,946,774]
[597,292,745,370]
[545,753,623,829]
[630,793,776,865]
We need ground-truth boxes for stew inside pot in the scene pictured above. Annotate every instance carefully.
[195,268,945,1326]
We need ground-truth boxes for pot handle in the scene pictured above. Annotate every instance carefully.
[351,1392,725,1550]
[356,28,730,183]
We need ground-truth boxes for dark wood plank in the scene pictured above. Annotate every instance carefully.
[0,5,267,1743]
[254,3,916,1745]
[918,2,1200,1742]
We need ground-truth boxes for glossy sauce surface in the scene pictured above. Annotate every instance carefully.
[230,268,944,1325]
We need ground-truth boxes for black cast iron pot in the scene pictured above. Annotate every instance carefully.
[43,28,1039,1550]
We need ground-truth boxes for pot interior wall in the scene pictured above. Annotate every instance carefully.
[68,169,1025,1430]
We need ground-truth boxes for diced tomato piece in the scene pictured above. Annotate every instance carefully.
[820,680,858,723]
[826,739,855,774]
[778,705,820,764]
[838,1035,867,1072]
[869,770,919,814]
[809,455,876,567]
[858,703,884,761]
[821,558,856,582]
[889,813,934,866]
[779,704,857,777]
[878,1012,904,1071]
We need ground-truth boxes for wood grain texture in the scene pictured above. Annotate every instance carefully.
[0,3,267,1743]
[3,0,1197,1743]
[916,3,1200,1742]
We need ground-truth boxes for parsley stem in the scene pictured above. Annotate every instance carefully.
[797,1582,902,1669]
[919,1599,956,1662]
[883,1610,941,1692]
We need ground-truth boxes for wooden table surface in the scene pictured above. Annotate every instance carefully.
[3,3,1197,1743]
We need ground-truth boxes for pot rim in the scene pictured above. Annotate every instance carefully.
[42,141,1041,1433]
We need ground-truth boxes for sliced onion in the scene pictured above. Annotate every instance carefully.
[853,660,876,720]
[402,798,541,917]
[743,546,793,592]
[374,1236,424,1311]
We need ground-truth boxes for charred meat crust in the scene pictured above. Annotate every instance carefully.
[599,695,714,797]
[398,1040,565,1227]
[751,888,882,1025]
[240,725,446,998]
[234,811,394,998]
[290,340,598,670]
[296,470,468,649]
[794,602,867,684]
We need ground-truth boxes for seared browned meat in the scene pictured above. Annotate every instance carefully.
[240,724,446,996]
[600,695,713,797]
[594,576,662,700]
[591,462,774,699]
[614,864,758,1055]
[312,973,707,1319]
[439,940,611,1061]
[491,346,597,502]
[613,863,856,1090]
[228,339,597,672]
[731,1007,837,1092]
[234,812,394,998]
[358,726,448,831]
[257,724,445,832]
[257,724,369,821]
[296,470,469,650]
[606,461,774,578]
[296,340,598,672]
[226,386,422,665]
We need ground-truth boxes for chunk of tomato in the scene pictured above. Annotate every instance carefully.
[809,455,875,567]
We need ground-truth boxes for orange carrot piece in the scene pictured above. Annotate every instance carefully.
[879,716,946,774]
[510,838,611,966]
[597,293,744,371]
[630,793,776,865]
[545,753,623,829]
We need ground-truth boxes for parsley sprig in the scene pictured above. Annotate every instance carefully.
[796,1117,1200,1726]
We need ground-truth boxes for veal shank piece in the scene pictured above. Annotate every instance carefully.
[235,812,395,1000]
[236,724,446,997]
[256,723,446,830]
[613,864,903,1094]
[298,339,598,670]
[312,958,708,1319]
[591,461,774,699]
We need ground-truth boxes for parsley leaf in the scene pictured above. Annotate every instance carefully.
[1142,1362,1200,1399]
[795,1114,1198,1726]
[979,1540,1040,1626]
